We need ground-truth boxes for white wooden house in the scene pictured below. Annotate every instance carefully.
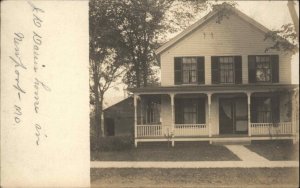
[128,7,299,147]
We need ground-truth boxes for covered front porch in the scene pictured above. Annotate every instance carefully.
[129,85,298,147]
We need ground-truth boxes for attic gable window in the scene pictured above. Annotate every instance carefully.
[174,57,205,85]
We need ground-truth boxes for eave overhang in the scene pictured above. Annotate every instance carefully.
[128,84,299,95]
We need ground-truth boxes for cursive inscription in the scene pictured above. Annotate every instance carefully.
[10,32,26,125]
[35,123,47,146]
[34,78,51,114]
[29,1,50,146]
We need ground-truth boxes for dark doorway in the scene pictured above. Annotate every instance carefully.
[219,97,248,135]
[105,118,115,136]
[219,99,235,134]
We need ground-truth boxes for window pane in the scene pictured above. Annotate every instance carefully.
[182,57,197,84]
[219,57,234,83]
[255,56,271,82]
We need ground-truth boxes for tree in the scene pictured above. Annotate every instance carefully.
[264,1,299,54]
[113,0,213,88]
[89,0,127,139]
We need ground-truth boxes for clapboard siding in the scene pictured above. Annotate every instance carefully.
[160,13,292,86]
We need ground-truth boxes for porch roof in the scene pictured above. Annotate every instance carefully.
[128,84,299,95]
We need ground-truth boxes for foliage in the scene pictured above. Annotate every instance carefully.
[90,0,128,138]
[264,23,299,54]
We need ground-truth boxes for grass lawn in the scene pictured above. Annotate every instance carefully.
[91,141,240,161]
[245,140,299,161]
[91,168,299,187]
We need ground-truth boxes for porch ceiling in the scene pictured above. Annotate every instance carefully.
[128,84,299,95]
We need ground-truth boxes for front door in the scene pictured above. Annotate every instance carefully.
[219,98,248,135]
[219,99,235,134]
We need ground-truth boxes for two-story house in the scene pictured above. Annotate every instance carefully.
[128,7,298,147]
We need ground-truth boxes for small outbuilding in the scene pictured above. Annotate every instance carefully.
[103,96,134,137]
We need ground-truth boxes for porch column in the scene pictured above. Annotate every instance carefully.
[207,93,212,137]
[140,97,143,125]
[247,92,252,137]
[134,94,138,147]
[170,93,175,147]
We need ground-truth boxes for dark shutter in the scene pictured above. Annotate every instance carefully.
[234,56,242,84]
[174,57,182,85]
[211,56,219,84]
[175,98,183,124]
[271,95,280,123]
[248,55,256,83]
[271,55,279,83]
[197,57,205,84]
[197,98,206,124]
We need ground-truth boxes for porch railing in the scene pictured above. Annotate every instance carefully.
[137,124,163,137]
[174,124,208,137]
[250,122,292,135]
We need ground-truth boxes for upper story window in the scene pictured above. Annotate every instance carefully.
[174,57,205,85]
[248,55,279,83]
[182,57,197,84]
[256,56,272,82]
[211,56,242,84]
[219,57,235,83]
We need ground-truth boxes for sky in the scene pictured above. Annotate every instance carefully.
[104,0,299,108]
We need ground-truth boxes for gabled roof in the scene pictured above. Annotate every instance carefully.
[155,6,272,55]
[103,96,133,111]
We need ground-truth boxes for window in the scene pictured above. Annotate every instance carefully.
[256,98,272,123]
[183,101,197,124]
[256,56,272,82]
[248,55,279,83]
[219,57,234,83]
[211,56,242,84]
[175,98,206,124]
[146,101,160,124]
[182,57,197,84]
[174,57,205,85]
[251,96,280,123]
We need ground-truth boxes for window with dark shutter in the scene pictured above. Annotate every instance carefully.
[212,56,241,84]
[248,55,279,83]
[234,56,242,84]
[211,56,219,84]
[175,57,205,85]
[174,57,182,85]
[197,57,205,84]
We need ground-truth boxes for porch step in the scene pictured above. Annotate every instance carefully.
[212,140,251,145]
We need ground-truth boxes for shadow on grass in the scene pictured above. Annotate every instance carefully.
[245,140,299,161]
[91,140,241,161]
